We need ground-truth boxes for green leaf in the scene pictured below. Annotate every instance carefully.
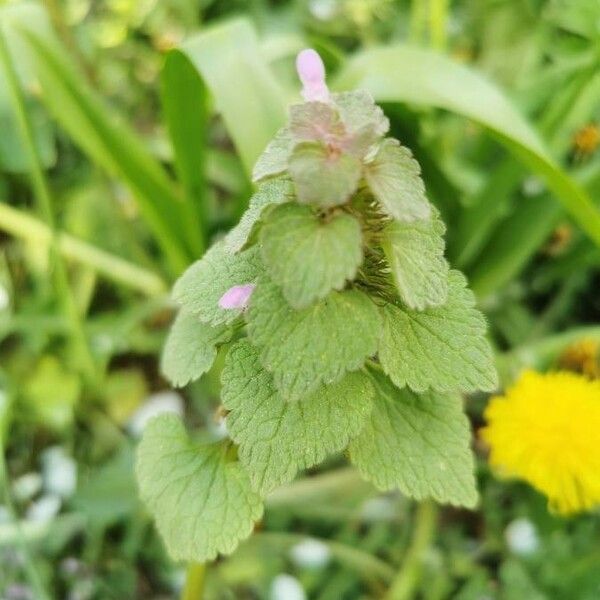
[349,371,478,508]
[333,90,389,138]
[365,139,431,222]
[336,45,600,251]
[289,142,362,208]
[378,271,498,393]
[247,278,381,400]
[136,415,263,562]
[173,242,263,325]
[289,101,345,142]
[161,50,209,254]
[17,27,192,275]
[177,18,287,175]
[224,178,293,253]
[0,2,56,173]
[222,341,374,494]
[260,203,363,308]
[381,209,449,310]
[252,127,294,182]
[161,311,232,387]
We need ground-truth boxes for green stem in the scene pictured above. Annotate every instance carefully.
[251,532,395,584]
[180,563,206,600]
[429,0,450,51]
[0,201,167,296]
[0,24,98,384]
[42,0,96,84]
[385,501,437,600]
[0,435,51,600]
[409,0,428,44]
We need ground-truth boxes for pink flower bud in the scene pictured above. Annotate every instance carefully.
[296,48,330,103]
[218,284,255,310]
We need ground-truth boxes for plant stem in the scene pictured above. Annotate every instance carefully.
[0,24,98,384]
[42,0,96,84]
[251,532,395,584]
[0,202,167,296]
[430,0,450,51]
[409,0,428,44]
[385,501,437,600]
[0,435,51,600]
[180,563,206,600]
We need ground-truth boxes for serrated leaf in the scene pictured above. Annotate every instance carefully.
[222,340,374,494]
[247,278,381,399]
[365,138,431,222]
[289,142,362,208]
[349,371,478,508]
[252,127,294,182]
[289,101,345,142]
[136,414,263,562]
[224,178,294,253]
[173,242,263,325]
[161,311,232,387]
[332,90,389,138]
[382,209,449,310]
[260,203,363,308]
[379,271,498,393]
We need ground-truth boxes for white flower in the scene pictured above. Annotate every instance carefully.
[290,538,331,569]
[270,574,306,600]
[128,391,184,437]
[42,446,77,499]
[12,472,42,502]
[26,494,61,522]
[505,518,539,555]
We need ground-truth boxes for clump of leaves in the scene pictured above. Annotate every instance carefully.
[136,50,498,562]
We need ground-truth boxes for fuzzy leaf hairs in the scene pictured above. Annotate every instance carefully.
[137,49,498,563]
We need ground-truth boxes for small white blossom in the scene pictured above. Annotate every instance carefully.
[290,538,331,569]
[128,391,184,437]
[42,446,77,499]
[505,517,539,555]
[26,494,61,522]
[270,574,306,600]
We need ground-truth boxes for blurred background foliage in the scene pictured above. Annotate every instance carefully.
[0,0,599,598]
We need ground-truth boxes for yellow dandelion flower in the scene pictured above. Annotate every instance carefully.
[481,370,600,515]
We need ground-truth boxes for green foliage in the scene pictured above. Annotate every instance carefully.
[152,72,498,561]
[160,311,232,388]
[247,279,381,400]
[289,142,362,207]
[3,2,600,597]
[222,340,374,494]
[365,139,431,222]
[381,208,449,310]
[378,271,498,393]
[224,178,293,253]
[349,370,478,507]
[173,243,263,325]
[260,203,363,308]
[136,415,263,562]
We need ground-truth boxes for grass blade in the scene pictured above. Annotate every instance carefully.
[161,50,208,255]
[177,18,287,175]
[17,26,191,275]
[335,45,600,250]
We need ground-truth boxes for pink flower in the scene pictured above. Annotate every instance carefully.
[218,284,255,310]
[296,48,330,103]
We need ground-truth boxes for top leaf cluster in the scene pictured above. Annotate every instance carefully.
[137,88,498,563]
